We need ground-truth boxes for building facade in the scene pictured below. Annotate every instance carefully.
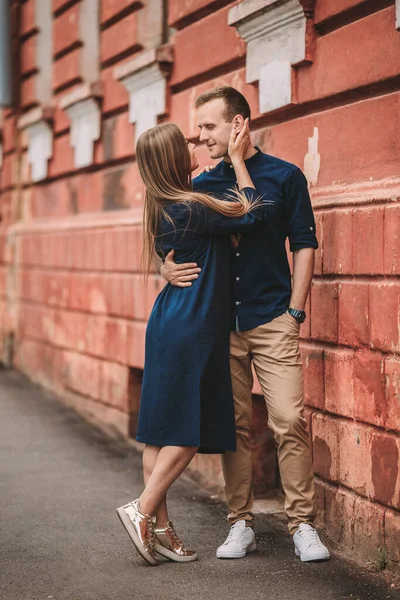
[0,0,399,567]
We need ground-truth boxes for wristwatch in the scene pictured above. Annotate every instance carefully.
[288,307,307,323]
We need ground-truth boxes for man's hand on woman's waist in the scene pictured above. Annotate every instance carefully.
[160,249,202,288]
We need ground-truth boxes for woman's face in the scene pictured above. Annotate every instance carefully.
[187,140,199,172]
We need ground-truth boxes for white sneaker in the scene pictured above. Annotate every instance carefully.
[293,523,330,562]
[216,520,257,559]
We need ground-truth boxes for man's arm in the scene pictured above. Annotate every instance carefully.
[160,250,201,288]
[285,166,318,309]
[290,248,315,311]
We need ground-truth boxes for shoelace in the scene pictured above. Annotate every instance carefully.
[144,515,156,550]
[167,526,183,548]
[298,527,320,547]
[225,525,247,544]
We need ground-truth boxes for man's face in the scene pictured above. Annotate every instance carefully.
[196,98,232,160]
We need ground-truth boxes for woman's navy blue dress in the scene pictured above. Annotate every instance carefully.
[136,189,266,453]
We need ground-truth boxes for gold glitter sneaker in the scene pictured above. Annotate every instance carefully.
[116,499,158,566]
[154,522,198,563]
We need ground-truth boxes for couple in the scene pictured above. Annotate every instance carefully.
[116,86,330,566]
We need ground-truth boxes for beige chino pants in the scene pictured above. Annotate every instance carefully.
[221,311,315,535]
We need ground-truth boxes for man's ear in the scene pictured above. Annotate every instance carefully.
[232,114,245,132]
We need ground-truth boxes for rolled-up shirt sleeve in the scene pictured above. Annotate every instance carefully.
[285,167,318,252]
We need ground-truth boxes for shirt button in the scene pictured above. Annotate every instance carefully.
[235,301,241,305]
[236,277,240,281]
[310,227,314,231]
[230,165,234,169]
[236,252,240,257]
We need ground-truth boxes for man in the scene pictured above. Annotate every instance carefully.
[160,87,330,562]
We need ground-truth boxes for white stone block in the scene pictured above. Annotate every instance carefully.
[25,121,53,182]
[121,63,168,143]
[114,47,173,145]
[229,0,311,113]
[66,98,100,169]
[259,60,292,113]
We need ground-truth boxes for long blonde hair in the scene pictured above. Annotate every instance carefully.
[136,123,258,276]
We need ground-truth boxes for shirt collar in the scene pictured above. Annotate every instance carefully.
[222,146,262,173]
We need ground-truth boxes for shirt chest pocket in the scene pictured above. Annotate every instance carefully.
[258,200,285,244]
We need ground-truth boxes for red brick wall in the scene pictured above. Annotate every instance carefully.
[1,0,399,567]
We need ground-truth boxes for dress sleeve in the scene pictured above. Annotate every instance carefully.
[194,188,269,235]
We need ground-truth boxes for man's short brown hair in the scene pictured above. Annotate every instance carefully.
[195,86,251,122]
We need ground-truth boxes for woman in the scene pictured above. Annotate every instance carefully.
[117,121,270,566]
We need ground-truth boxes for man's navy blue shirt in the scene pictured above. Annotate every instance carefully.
[193,148,318,332]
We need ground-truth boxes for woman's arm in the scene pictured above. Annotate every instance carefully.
[229,118,255,190]
[197,118,272,234]
[197,189,269,234]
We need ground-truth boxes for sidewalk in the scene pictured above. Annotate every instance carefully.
[0,368,398,600]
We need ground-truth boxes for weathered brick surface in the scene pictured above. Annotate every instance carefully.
[338,420,372,497]
[14,339,55,389]
[20,76,37,109]
[324,349,355,417]
[63,350,102,399]
[170,6,246,86]
[53,0,77,13]
[310,280,339,343]
[385,509,400,565]
[313,479,326,530]
[314,0,364,24]
[100,67,127,115]
[352,207,384,275]
[0,154,15,190]
[301,344,324,410]
[101,0,139,24]
[313,211,323,276]
[369,283,400,353]
[47,135,75,178]
[299,7,400,104]
[102,113,134,162]
[18,226,144,276]
[2,115,17,154]
[324,484,355,547]
[265,93,400,187]
[353,494,385,561]
[322,210,353,275]
[385,356,400,433]
[53,3,80,57]
[353,350,386,427]
[53,48,81,92]
[370,431,400,509]
[312,412,340,482]
[169,0,232,28]
[101,13,139,65]
[20,0,36,38]
[338,282,369,347]
[20,35,37,75]
[384,204,400,275]
[98,360,130,411]
[126,321,146,369]
[53,89,78,134]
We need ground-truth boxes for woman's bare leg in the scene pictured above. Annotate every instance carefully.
[139,446,197,517]
[142,445,168,526]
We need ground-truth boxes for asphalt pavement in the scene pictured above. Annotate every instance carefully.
[0,368,398,600]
